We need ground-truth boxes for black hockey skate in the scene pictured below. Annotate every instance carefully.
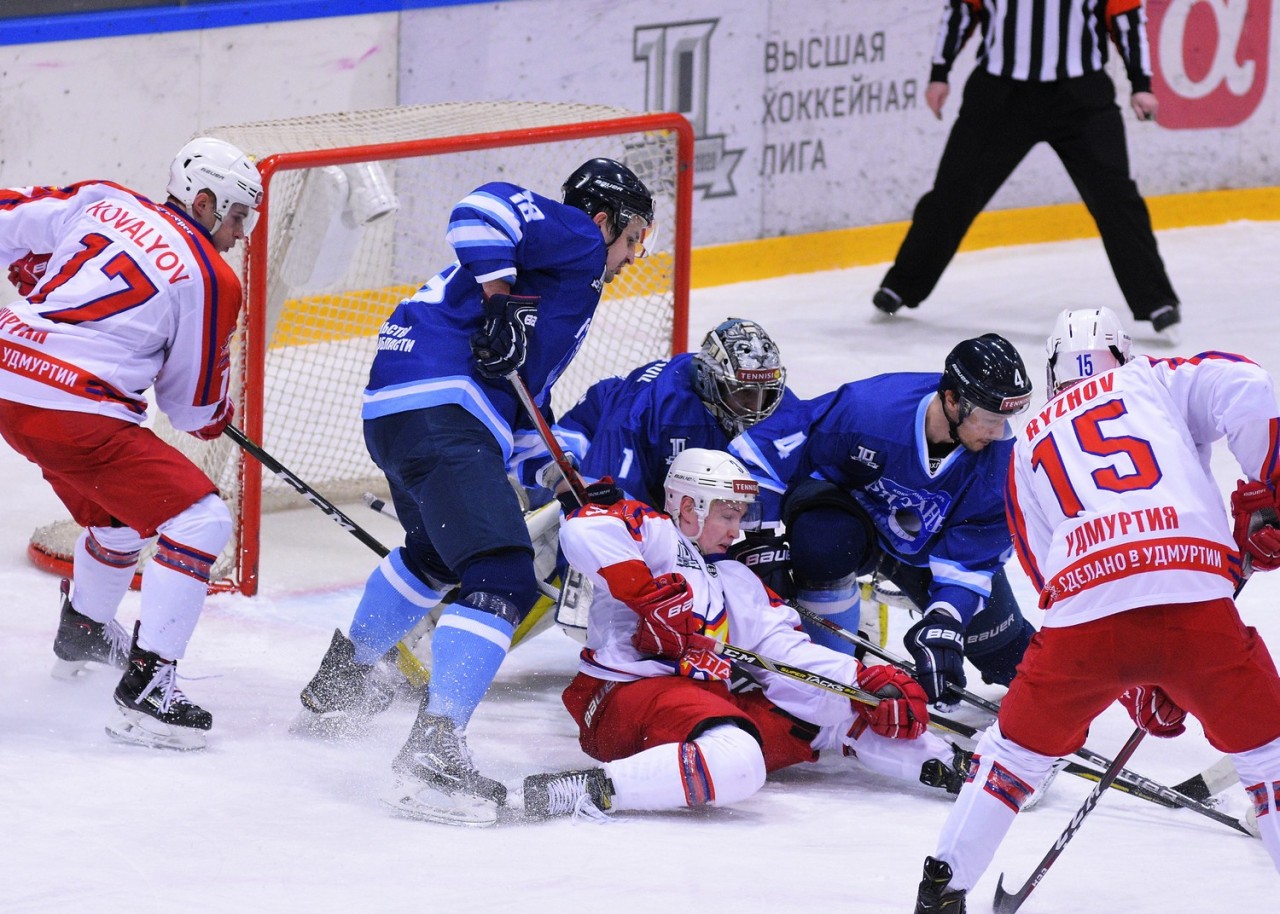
[384,709,507,827]
[296,629,396,736]
[522,767,614,821]
[51,579,129,680]
[914,856,966,914]
[106,623,212,751]
[920,745,975,796]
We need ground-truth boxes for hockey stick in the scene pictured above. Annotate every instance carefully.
[505,370,588,507]
[225,425,390,557]
[793,602,1256,835]
[992,728,1147,914]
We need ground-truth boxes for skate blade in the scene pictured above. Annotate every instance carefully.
[50,657,92,681]
[288,706,374,741]
[382,780,500,828]
[105,707,207,751]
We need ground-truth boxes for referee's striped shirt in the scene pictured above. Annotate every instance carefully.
[930,0,1152,92]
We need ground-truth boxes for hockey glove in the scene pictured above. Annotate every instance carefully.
[904,611,967,706]
[8,251,50,296]
[854,663,929,739]
[629,572,704,660]
[557,477,623,515]
[727,531,796,600]
[470,293,539,380]
[192,400,234,441]
[1119,684,1186,738]
[1231,478,1280,572]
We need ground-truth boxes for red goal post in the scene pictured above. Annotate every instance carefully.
[27,102,694,596]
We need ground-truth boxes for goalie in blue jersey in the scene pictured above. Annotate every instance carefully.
[783,334,1037,709]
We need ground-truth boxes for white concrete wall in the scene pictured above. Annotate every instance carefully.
[1,0,1275,249]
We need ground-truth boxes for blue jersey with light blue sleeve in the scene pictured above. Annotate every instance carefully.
[795,372,1015,624]
[729,391,833,530]
[361,182,606,461]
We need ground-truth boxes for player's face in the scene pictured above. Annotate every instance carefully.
[601,215,649,283]
[695,499,749,554]
[947,393,1008,452]
[210,203,254,254]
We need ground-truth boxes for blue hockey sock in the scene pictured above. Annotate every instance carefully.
[348,549,445,665]
[797,579,862,656]
[425,601,515,727]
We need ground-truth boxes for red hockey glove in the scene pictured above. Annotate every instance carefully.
[1231,478,1280,572]
[854,663,930,740]
[678,647,732,682]
[1119,685,1186,738]
[8,252,50,296]
[629,572,701,660]
[192,400,234,441]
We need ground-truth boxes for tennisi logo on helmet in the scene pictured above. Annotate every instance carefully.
[1148,0,1268,128]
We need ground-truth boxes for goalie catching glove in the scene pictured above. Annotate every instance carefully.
[471,293,539,380]
[1119,684,1186,738]
[853,663,929,739]
[1231,477,1280,572]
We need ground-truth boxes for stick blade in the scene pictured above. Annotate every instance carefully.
[992,873,1027,914]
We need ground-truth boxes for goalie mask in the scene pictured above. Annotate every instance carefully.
[693,317,787,437]
[1046,306,1132,397]
[562,158,655,254]
[664,448,760,537]
[167,137,263,232]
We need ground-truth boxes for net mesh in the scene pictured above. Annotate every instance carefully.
[29,101,686,592]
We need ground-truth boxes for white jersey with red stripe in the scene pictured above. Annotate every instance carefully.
[1009,352,1280,628]
[558,499,861,728]
[0,181,241,430]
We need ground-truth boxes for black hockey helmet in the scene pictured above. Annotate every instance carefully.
[562,158,655,242]
[939,333,1033,416]
[692,317,787,437]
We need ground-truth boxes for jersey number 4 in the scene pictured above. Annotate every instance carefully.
[1030,399,1162,517]
[28,232,159,323]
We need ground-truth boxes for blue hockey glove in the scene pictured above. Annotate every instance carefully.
[471,293,539,380]
[904,611,967,706]
[727,531,795,600]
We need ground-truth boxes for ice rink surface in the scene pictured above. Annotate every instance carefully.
[5,222,1279,912]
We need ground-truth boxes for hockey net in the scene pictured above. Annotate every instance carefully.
[28,101,694,595]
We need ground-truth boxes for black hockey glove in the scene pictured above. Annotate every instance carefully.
[727,531,795,600]
[471,293,539,380]
[557,476,623,514]
[904,611,967,706]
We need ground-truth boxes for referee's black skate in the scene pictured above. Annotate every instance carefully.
[51,579,130,680]
[106,623,211,751]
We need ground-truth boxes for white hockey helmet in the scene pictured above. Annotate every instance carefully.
[663,447,760,534]
[167,137,263,230]
[1046,306,1133,396]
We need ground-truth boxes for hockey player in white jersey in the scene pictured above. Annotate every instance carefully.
[0,137,262,750]
[914,308,1280,913]
[519,448,969,820]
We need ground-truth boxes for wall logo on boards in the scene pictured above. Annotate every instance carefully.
[634,19,743,199]
[1148,0,1268,128]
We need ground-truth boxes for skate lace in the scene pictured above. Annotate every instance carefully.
[103,620,130,665]
[137,661,191,713]
[544,774,610,823]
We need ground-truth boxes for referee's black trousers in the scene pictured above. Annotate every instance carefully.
[882,68,1177,321]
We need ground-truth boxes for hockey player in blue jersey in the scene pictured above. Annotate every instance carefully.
[524,317,823,594]
[298,158,653,825]
[783,334,1037,708]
